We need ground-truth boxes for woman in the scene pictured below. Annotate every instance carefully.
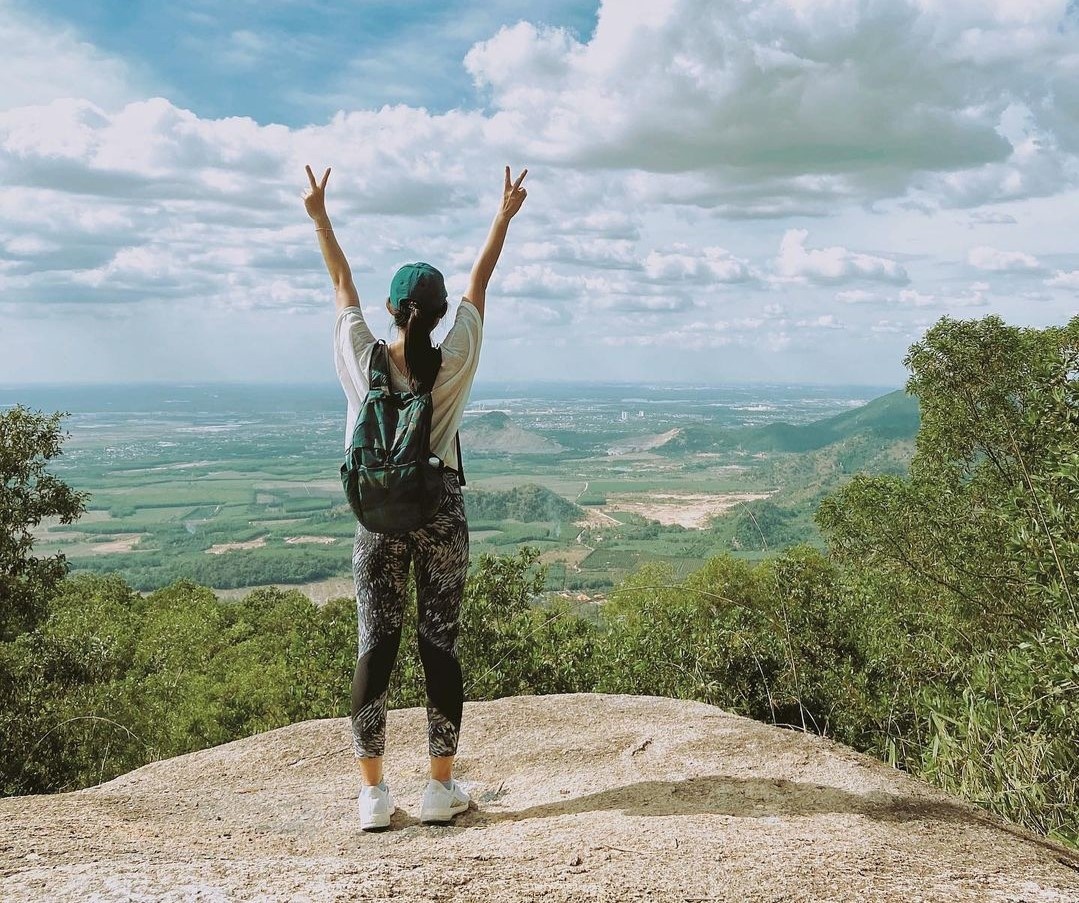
[303,163,528,830]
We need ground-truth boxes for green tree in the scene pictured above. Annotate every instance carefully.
[1,406,88,639]
[816,313,1079,844]
[1,406,91,794]
[818,314,1079,631]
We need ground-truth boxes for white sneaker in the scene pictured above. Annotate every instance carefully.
[358,782,396,831]
[419,777,471,824]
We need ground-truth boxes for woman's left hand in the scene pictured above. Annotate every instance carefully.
[303,164,331,221]
[498,166,528,221]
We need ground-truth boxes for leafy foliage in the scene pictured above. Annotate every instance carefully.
[1,576,356,794]
[0,549,597,796]
[819,315,1079,627]
[815,313,1079,845]
[0,406,88,639]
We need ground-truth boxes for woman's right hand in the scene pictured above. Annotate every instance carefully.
[499,166,528,221]
[303,164,331,222]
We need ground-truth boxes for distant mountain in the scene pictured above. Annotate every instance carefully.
[462,411,565,455]
[703,391,920,552]
[662,389,920,455]
[734,389,920,452]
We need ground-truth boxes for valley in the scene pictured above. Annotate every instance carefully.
[12,380,917,602]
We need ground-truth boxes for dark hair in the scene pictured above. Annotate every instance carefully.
[390,298,448,394]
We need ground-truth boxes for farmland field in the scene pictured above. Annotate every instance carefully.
[7,379,913,601]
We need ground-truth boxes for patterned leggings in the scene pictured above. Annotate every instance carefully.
[350,470,469,759]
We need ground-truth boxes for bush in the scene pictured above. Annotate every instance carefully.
[0,547,605,796]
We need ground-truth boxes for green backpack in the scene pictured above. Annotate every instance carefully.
[340,339,465,534]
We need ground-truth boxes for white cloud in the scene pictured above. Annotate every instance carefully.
[835,290,876,304]
[966,211,1018,225]
[570,211,641,240]
[938,281,992,307]
[836,288,939,307]
[601,325,735,350]
[598,315,794,351]
[73,244,190,290]
[795,314,845,330]
[896,289,938,307]
[2,0,1078,384]
[626,169,863,218]
[968,245,1042,272]
[591,294,691,313]
[0,0,141,112]
[0,97,489,214]
[1046,270,1079,290]
[763,331,792,352]
[908,126,1079,210]
[465,0,1079,213]
[220,30,272,70]
[4,235,58,256]
[643,245,754,284]
[499,264,582,300]
[774,230,908,285]
[871,319,910,334]
[517,237,638,270]
[0,94,503,317]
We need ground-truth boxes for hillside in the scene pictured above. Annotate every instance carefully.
[663,389,920,455]
[735,389,920,452]
[463,483,583,522]
[461,411,566,455]
[4,693,1077,902]
[662,390,919,551]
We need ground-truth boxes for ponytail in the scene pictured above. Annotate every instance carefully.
[391,299,448,394]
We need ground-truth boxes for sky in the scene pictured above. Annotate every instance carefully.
[1,0,1078,387]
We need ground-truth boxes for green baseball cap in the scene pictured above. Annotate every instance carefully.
[389,262,448,315]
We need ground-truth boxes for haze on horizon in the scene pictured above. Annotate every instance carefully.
[1,0,1078,388]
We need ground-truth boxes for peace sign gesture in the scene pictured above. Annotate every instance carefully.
[303,164,332,221]
[499,166,528,221]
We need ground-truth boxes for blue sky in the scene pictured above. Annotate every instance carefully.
[29,1,600,123]
[2,0,1078,386]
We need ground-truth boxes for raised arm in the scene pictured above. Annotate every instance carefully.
[466,166,528,322]
[303,164,359,311]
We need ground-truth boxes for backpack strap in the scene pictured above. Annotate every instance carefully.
[368,339,393,392]
[431,347,466,486]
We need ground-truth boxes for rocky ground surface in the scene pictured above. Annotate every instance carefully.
[3,693,1078,902]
